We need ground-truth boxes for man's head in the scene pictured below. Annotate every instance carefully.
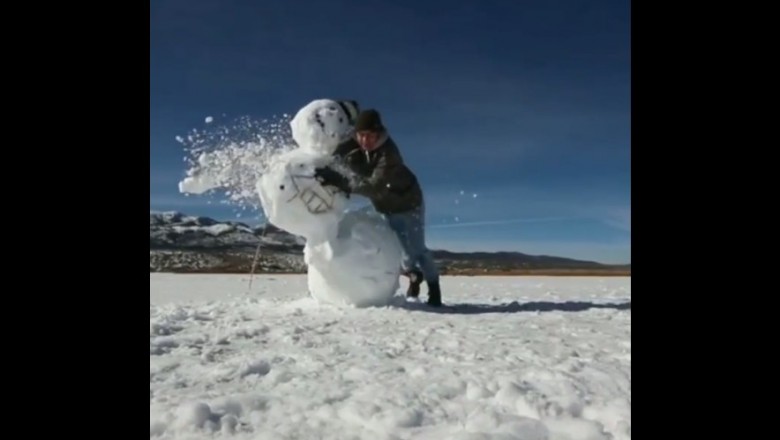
[354,109,385,151]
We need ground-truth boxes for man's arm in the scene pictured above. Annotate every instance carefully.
[313,138,358,195]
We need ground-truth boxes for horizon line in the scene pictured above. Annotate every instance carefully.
[150,208,631,266]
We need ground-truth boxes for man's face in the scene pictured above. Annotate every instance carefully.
[355,130,381,151]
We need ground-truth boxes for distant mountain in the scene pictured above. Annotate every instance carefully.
[150,211,303,251]
[150,211,630,275]
[150,211,305,273]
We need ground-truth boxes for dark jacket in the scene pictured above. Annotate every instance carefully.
[333,135,423,214]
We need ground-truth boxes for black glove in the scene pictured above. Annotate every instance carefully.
[314,166,351,195]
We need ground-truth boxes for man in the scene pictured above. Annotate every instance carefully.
[314,109,442,306]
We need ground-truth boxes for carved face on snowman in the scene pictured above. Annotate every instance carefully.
[257,148,348,240]
[257,99,359,239]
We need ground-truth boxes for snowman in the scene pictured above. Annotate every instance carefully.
[256,99,404,307]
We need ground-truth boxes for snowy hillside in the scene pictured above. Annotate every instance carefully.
[150,211,306,273]
[150,211,303,250]
[150,211,629,275]
[150,273,631,439]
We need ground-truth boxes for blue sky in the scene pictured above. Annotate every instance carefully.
[150,0,630,264]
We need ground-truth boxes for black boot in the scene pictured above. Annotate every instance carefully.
[406,269,423,298]
[427,281,442,306]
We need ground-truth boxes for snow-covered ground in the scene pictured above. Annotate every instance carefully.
[150,273,631,439]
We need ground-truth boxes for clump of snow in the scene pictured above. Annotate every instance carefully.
[174,402,213,430]
[177,114,296,214]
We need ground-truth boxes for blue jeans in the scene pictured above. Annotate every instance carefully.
[385,204,440,284]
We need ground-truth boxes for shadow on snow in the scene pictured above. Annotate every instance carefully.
[388,297,631,315]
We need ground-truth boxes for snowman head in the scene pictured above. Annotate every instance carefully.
[257,148,348,240]
[290,99,359,155]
